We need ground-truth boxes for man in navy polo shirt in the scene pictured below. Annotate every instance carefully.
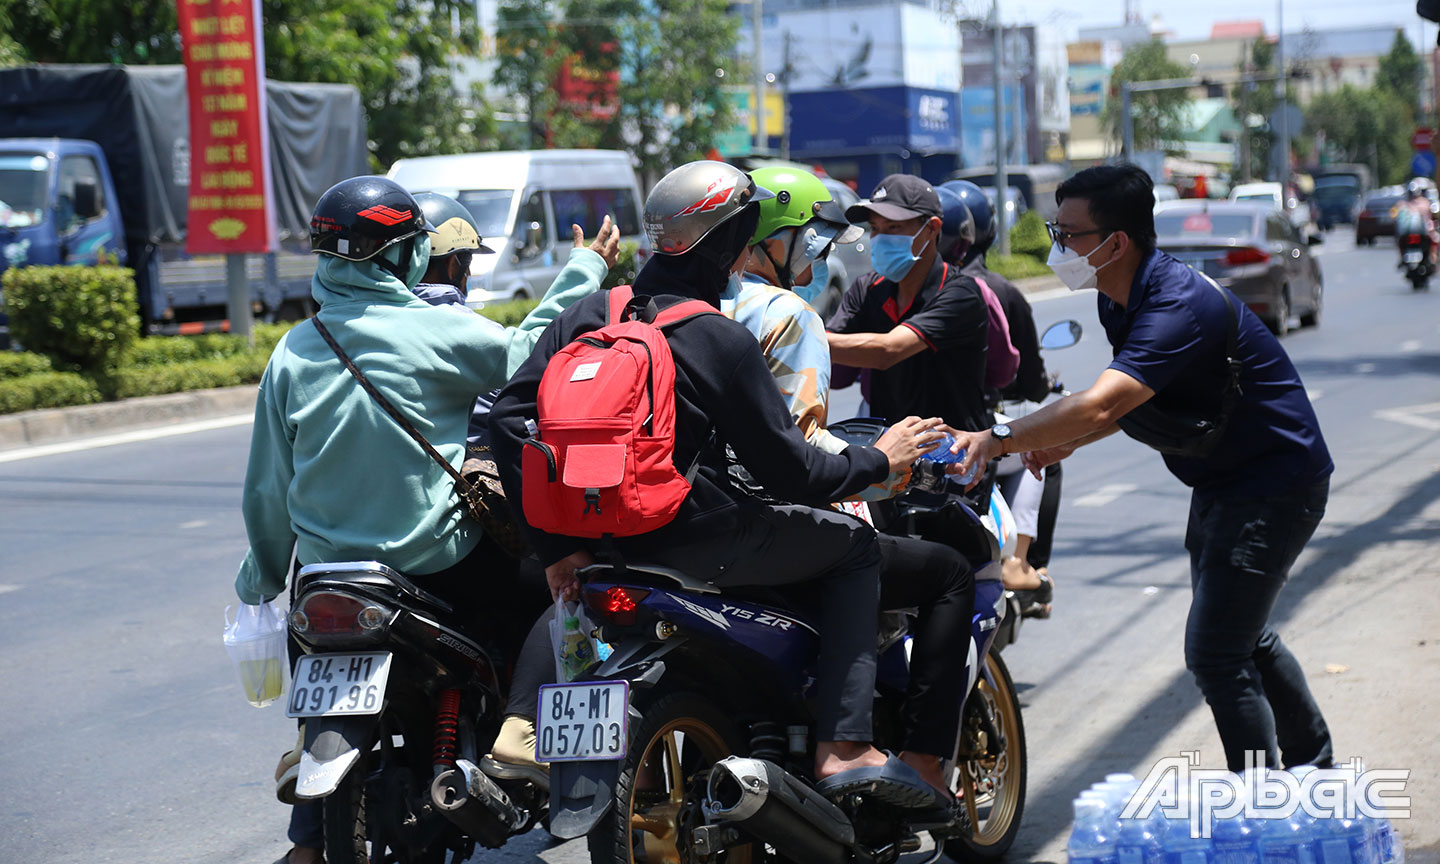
[826,174,992,433]
[945,164,1334,772]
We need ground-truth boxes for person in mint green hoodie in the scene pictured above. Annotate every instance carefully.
[235,176,614,864]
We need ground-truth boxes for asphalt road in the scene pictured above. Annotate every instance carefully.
[0,231,1436,864]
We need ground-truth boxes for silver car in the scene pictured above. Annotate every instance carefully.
[1156,202,1323,337]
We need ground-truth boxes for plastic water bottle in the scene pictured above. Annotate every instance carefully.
[1247,768,1316,864]
[917,432,980,485]
[1213,812,1263,864]
[1117,800,1166,864]
[1162,797,1214,864]
[1375,818,1404,864]
[1070,797,1120,864]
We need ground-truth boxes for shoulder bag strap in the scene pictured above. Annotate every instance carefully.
[607,285,635,325]
[1202,277,1244,399]
[311,317,474,493]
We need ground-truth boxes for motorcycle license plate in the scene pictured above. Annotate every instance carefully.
[535,680,629,762]
[286,652,393,718]
[1405,251,1423,264]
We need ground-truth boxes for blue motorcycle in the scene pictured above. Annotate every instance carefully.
[543,419,1027,864]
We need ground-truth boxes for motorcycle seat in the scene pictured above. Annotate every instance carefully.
[296,560,455,615]
[577,562,721,595]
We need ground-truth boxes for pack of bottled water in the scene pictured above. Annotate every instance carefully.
[1066,767,1405,864]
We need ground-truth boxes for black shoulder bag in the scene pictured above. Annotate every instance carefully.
[312,317,530,558]
[1114,280,1244,460]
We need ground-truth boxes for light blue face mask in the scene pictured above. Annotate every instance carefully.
[870,224,931,282]
[796,259,828,306]
[720,270,744,302]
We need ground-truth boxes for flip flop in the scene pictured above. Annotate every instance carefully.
[814,754,947,810]
[1012,572,1053,618]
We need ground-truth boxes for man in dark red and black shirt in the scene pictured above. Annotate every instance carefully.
[826,174,992,432]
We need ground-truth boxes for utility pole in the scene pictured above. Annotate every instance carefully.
[780,31,794,161]
[1276,0,1289,188]
[753,0,766,154]
[992,0,1009,256]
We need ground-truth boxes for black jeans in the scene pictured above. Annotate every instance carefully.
[1183,478,1333,772]
[510,502,883,742]
[876,534,975,757]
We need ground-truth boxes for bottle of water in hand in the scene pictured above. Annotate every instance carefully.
[1070,798,1120,864]
[917,431,980,485]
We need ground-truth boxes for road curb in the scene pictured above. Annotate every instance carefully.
[0,385,257,452]
[1015,274,1063,295]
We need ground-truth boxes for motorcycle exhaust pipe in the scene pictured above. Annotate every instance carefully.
[702,757,854,864]
[431,759,528,848]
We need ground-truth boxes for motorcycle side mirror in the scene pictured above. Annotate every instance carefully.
[1040,320,1082,350]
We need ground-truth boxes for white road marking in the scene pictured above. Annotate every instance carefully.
[1356,362,1377,374]
[1400,340,1422,353]
[0,584,21,595]
[1029,286,1090,304]
[179,520,209,529]
[1307,389,1324,402]
[1374,401,1440,432]
[1073,483,1139,508]
[0,414,253,464]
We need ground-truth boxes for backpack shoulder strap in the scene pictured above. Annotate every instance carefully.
[652,299,720,330]
[607,285,635,325]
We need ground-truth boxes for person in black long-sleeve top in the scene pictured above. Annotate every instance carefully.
[487,162,944,789]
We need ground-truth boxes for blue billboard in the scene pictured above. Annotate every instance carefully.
[788,87,959,157]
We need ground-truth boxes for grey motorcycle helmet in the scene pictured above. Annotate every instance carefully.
[644,161,775,256]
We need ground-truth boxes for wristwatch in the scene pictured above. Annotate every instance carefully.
[990,423,1013,453]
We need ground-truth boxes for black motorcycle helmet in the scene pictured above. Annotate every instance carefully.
[940,180,995,264]
[310,176,436,281]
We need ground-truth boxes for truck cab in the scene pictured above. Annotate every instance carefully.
[0,138,127,346]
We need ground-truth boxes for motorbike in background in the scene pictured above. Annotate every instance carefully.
[546,425,1027,864]
[1398,232,1432,290]
[285,561,547,863]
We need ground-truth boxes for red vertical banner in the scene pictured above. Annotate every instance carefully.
[176,0,275,254]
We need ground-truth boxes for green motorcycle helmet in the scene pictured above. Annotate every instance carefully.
[748,167,862,290]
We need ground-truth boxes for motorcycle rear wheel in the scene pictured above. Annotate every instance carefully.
[323,747,450,864]
[945,650,1027,863]
[587,691,754,864]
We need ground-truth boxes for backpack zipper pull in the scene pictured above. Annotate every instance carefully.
[583,489,603,515]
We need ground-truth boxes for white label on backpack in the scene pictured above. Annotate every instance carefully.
[570,362,602,382]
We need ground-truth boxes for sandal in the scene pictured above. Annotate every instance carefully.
[814,754,948,810]
[1011,571,1053,619]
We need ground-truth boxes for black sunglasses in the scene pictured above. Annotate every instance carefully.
[1046,221,1106,251]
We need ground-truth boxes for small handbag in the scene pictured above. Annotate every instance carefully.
[312,317,530,558]
[1114,280,1244,460]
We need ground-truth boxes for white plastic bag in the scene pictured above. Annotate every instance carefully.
[223,598,289,707]
[548,597,611,683]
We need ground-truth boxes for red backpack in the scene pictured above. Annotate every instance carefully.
[521,286,718,538]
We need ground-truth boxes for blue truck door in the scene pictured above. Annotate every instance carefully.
[54,151,120,266]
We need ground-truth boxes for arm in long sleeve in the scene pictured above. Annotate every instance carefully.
[500,247,608,377]
[234,364,298,605]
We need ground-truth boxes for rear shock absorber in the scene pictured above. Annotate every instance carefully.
[433,689,461,772]
[748,721,786,763]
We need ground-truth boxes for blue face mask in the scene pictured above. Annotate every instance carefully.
[795,258,828,305]
[870,225,931,282]
[720,271,744,302]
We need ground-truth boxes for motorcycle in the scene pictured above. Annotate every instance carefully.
[545,425,1027,864]
[284,561,547,863]
[1398,232,1432,290]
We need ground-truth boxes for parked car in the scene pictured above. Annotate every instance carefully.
[1155,202,1323,336]
[388,150,648,306]
[815,177,872,320]
[1356,187,1405,245]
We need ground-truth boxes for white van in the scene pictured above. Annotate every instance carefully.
[388,150,647,306]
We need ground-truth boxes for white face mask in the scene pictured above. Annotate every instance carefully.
[1046,233,1117,292]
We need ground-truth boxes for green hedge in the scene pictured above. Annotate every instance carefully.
[1,265,141,374]
[0,351,54,381]
[985,252,1054,280]
[123,323,295,367]
[478,298,542,327]
[0,371,103,414]
[112,352,271,399]
[1009,210,1051,262]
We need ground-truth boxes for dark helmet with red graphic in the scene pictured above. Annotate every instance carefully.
[310,176,436,261]
[643,161,774,257]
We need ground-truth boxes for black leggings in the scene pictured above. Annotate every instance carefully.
[876,534,975,757]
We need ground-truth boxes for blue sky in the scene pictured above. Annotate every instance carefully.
[995,0,1431,44]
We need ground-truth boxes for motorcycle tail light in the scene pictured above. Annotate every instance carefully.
[1407,233,1423,245]
[298,590,387,635]
[1224,247,1270,267]
[586,585,651,627]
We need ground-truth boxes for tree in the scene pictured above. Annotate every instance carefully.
[1376,30,1422,120]
[494,0,561,149]
[553,0,739,184]
[1233,38,1278,182]
[0,0,498,168]
[1306,84,1411,185]
[1102,40,1191,154]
